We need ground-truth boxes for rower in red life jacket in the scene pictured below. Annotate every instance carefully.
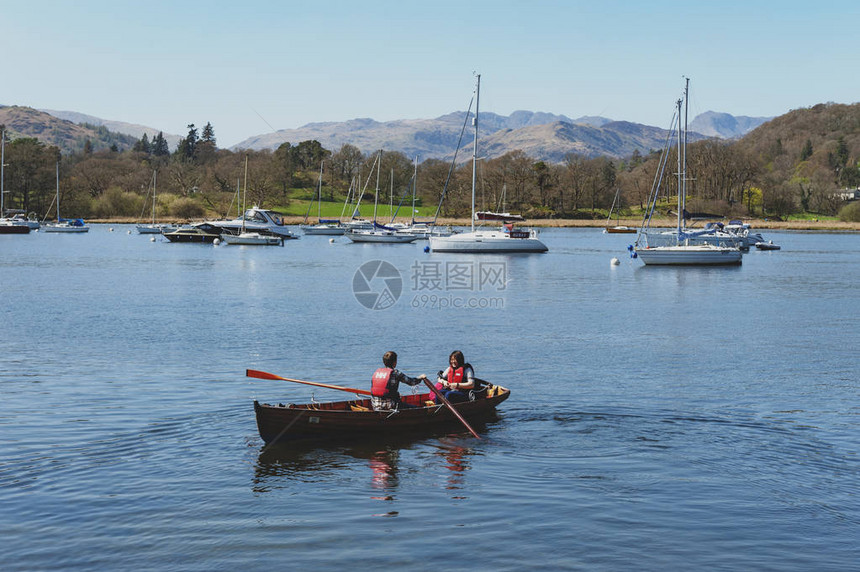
[435,350,476,404]
[371,351,427,411]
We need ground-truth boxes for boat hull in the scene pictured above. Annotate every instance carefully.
[635,245,743,265]
[254,386,510,443]
[163,225,221,243]
[0,223,31,234]
[301,225,345,235]
[604,226,637,234]
[43,224,89,233]
[430,229,547,253]
[346,231,418,243]
[222,232,283,246]
[136,224,177,234]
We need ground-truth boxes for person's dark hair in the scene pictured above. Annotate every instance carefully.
[449,350,464,368]
[383,351,397,368]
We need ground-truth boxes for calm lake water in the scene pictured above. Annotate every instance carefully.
[1,226,858,570]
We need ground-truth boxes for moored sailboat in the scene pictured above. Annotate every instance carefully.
[221,157,284,246]
[136,170,177,234]
[430,74,547,253]
[634,79,741,266]
[300,162,345,235]
[43,162,89,233]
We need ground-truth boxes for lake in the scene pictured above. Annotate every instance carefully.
[1,226,858,570]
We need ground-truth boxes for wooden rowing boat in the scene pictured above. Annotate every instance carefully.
[254,384,510,443]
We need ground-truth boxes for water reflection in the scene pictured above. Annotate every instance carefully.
[435,437,472,496]
[253,432,478,505]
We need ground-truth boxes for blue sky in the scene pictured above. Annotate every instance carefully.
[3,0,859,147]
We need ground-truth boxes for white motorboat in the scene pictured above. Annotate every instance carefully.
[43,162,89,233]
[207,207,295,240]
[430,74,547,254]
[221,157,286,246]
[2,211,40,230]
[634,79,741,266]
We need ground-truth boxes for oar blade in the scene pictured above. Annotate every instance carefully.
[246,369,283,381]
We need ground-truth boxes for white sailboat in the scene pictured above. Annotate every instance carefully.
[346,152,419,244]
[392,157,454,239]
[43,162,89,233]
[300,162,344,235]
[634,79,741,266]
[136,170,177,234]
[430,74,547,253]
[603,187,636,233]
[221,157,284,246]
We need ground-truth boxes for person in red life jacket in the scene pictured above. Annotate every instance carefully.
[435,350,476,404]
[370,351,427,411]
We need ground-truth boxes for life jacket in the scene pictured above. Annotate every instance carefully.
[449,367,464,385]
[447,364,475,387]
[371,367,395,397]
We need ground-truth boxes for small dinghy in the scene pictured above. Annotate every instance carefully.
[755,241,781,251]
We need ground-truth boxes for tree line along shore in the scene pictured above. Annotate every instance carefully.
[4,103,860,227]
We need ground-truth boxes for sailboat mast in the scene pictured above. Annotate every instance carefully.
[318,161,324,220]
[471,73,480,233]
[411,156,418,224]
[242,155,248,233]
[373,151,381,223]
[676,97,683,238]
[151,170,157,224]
[1,129,5,215]
[56,161,60,221]
[682,77,690,226]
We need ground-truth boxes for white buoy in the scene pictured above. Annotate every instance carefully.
[150,236,156,242]
[127,230,131,234]
[611,257,620,266]
[213,238,221,246]
[109,227,114,232]
[329,238,335,243]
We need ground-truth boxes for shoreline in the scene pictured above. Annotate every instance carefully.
[88,216,860,232]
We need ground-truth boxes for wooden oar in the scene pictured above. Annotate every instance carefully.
[423,378,481,439]
[246,369,372,396]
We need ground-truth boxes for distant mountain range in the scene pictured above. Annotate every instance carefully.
[2,103,771,162]
[233,110,771,162]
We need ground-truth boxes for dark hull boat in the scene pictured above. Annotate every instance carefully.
[163,223,222,243]
[254,385,510,443]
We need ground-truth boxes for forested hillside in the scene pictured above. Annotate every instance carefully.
[0,106,139,154]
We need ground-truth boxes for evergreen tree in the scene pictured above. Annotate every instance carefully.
[201,122,215,146]
[175,124,198,162]
[84,139,93,155]
[133,133,151,153]
[152,132,169,156]
[197,122,217,163]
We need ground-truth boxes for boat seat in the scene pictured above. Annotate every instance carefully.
[350,404,371,412]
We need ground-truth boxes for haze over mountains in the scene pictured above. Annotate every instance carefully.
[2,104,771,162]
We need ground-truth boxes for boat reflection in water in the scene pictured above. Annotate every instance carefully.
[253,429,485,508]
